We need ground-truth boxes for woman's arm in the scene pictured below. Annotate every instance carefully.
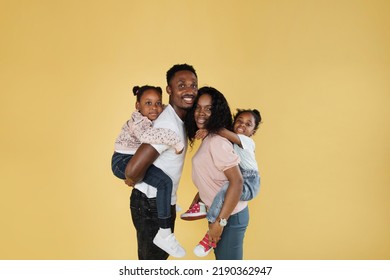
[208,165,243,244]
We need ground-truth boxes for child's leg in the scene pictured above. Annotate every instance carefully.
[205,170,260,224]
[142,165,173,229]
[206,182,229,223]
[240,170,261,201]
[111,152,132,180]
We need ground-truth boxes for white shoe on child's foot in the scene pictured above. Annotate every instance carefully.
[193,232,216,257]
[153,230,186,258]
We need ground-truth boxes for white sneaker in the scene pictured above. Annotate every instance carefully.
[193,232,216,257]
[153,232,186,258]
[194,244,213,257]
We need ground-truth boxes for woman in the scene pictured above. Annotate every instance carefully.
[186,86,249,260]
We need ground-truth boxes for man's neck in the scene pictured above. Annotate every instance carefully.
[170,103,187,121]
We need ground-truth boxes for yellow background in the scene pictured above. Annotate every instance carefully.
[1,0,389,260]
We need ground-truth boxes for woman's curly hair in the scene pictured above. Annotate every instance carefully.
[185,86,233,147]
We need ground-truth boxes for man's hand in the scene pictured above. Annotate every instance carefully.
[124,178,135,187]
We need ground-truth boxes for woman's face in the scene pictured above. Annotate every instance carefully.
[194,94,212,129]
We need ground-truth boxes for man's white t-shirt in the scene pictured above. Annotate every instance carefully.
[134,104,186,205]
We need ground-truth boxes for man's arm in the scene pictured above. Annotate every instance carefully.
[124,143,159,186]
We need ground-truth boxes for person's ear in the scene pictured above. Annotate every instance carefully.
[166,85,172,95]
[135,101,140,111]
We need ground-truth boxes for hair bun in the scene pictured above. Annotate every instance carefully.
[132,86,140,96]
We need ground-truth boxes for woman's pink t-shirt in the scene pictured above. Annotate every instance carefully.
[192,134,248,215]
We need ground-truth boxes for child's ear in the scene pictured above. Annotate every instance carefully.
[135,101,140,110]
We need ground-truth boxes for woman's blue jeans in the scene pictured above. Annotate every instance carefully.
[214,206,249,260]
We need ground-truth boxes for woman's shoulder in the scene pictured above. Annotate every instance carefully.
[206,134,240,163]
[207,133,233,147]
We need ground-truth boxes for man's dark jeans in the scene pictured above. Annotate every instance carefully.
[130,188,176,260]
[112,152,173,228]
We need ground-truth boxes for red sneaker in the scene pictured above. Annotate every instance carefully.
[193,232,216,257]
[180,202,207,221]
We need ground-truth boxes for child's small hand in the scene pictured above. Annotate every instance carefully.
[195,129,208,140]
[174,142,185,154]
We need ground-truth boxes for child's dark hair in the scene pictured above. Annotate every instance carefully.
[166,64,197,85]
[234,109,262,135]
[132,85,162,102]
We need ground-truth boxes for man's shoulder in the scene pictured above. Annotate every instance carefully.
[154,105,180,128]
[155,105,173,121]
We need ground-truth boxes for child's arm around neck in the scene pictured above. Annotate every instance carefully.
[218,128,242,148]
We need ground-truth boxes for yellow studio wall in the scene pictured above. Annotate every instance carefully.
[1,0,389,259]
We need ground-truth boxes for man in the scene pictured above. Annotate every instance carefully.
[125,64,198,259]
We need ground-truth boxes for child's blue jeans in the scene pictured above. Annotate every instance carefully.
[111,152,172,228]
[207,168,260,223]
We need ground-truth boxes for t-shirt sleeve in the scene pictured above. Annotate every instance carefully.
[237,134,255,151]
[210,136,240,171]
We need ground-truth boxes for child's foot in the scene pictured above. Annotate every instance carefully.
[193,232,216,257]
[153,229,186,258]
[180,202,207,220]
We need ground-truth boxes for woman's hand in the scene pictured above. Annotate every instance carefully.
[208,221,223,245]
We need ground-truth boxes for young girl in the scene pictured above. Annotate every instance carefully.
[111,85,186,258]
[182,108,262,257]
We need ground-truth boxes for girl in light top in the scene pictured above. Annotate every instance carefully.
[111,85,185,258]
